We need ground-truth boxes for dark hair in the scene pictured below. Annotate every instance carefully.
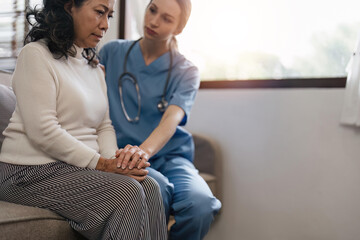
[24,0,97,65]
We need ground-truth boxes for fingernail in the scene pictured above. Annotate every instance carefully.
[122,165,126,169]
[117,164,121,168]
[129,166,133,169]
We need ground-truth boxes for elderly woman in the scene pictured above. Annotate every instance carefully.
[0,0,167,239]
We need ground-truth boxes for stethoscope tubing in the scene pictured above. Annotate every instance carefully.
[118,38,173,123]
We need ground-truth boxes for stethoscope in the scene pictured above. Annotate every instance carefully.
[118,38,173,123]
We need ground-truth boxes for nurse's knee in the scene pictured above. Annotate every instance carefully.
[182,192,221,221]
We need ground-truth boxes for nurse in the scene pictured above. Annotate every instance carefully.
[99,0,221,239]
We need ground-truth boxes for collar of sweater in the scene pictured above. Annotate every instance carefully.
[74,44,85,60]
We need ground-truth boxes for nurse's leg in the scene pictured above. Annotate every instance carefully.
[147,166,174,222]
[164,157,222,240]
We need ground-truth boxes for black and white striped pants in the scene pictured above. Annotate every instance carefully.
[0,161,167,240]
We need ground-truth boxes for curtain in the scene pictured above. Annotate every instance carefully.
[125,0,150,39]
[0,0,28,71]
[340,34,360,126]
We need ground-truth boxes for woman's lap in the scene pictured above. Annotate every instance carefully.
[0,161,164,239]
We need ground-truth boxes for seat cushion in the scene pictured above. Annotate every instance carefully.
[0,201,84,240]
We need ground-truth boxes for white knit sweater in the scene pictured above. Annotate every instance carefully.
[0,41,118,168]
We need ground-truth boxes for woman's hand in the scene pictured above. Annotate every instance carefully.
[115,145,150,170]
[96,156,150,182]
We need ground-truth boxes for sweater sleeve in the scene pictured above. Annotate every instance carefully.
[94,70,118,165]
[12,44,100,168]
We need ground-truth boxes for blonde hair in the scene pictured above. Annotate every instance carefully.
[147,0,192,50]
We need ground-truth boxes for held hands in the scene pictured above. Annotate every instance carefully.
[115,145,150,170]
[96,154,150,182]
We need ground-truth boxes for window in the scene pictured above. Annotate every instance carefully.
[125,0,360,81]
[0,0,42,71]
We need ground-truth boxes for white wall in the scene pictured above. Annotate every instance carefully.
[97,8,360,239]
[185,88,360,240]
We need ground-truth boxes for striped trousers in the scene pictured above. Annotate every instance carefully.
[0,161,167,240]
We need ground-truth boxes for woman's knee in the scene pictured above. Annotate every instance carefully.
[147,169,174,202]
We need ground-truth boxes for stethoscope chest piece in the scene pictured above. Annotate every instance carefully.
[157,99,168,113]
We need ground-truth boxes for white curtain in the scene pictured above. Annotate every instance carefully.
[340,34,360,127]
[125,0,150,40]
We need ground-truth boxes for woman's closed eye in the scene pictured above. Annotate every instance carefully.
[96,10,105,16]
[163,16,172,23]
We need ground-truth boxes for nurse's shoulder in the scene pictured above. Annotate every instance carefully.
[173,52,200,86]
[99,39,134,63]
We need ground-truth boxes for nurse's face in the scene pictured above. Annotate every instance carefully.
[143,0,181,42]
[68,0,115,48]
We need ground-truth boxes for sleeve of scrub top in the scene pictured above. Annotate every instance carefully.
[99,44,108,67]
[168,65,200,126]
[13,44,100,168]
[99,40,118,69]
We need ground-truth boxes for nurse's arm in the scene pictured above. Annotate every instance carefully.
[138,104,184,168]
[120,105,184,170]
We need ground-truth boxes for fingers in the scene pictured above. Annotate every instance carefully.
[119,145,140,169]
[116,145,149,170]
[136,152,149,169]
[116,148,124,168]
[115,149,122,158]
[144,162,151,168]
[130,175,147,182]
[129,149,149,170]
[117,167,148,175]
[116,145,134,169]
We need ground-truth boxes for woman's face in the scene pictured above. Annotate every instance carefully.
[69,0,115,48]
[144,0,181,42]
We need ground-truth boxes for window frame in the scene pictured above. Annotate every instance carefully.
[118,0,347,89]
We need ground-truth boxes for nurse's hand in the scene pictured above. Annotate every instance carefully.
[96,156,150,182]
[115,145,150,170]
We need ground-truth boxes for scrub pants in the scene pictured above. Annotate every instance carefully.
[148,157,222,240]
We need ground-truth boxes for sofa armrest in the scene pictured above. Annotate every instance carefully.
[0,84,16,149]
[192,133,222,200]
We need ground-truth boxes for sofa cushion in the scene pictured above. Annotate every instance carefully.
[0,201,84,240]
[0,84,16,149]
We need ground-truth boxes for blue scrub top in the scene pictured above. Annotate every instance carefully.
[99,40,200,165]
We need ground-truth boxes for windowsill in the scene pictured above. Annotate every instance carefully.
[199,77,347,89]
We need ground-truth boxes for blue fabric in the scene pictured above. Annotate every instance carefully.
[100,40,221,239]
[147,158,221,240]
[99,40,199,161]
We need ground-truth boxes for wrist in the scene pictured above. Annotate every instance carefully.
[139,144,153,158]
[95,156,107,171]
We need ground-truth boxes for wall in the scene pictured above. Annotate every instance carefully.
[185,88,360,240]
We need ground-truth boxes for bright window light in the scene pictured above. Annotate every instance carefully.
[176,0,360,80]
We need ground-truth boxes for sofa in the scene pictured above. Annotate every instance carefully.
[0,74,221,239]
